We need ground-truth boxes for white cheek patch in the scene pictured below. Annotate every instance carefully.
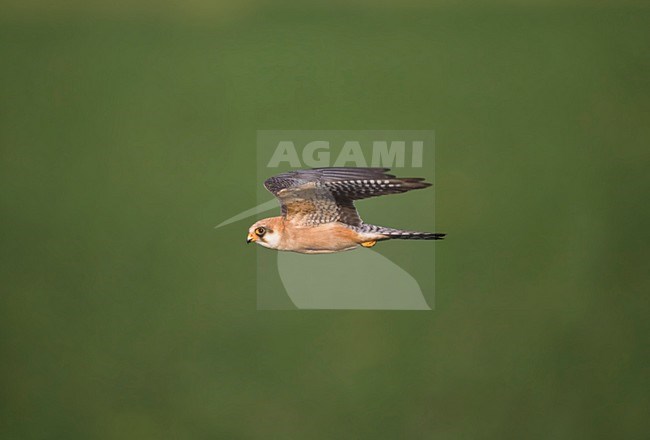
[258,232,280,249]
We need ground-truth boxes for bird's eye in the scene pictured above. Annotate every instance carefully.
[255,227,266,236]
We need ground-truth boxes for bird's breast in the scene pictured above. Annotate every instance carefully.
[280,222,362,253]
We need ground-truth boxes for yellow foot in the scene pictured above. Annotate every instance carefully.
[361,240,377,248]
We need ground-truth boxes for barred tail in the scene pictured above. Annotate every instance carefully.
[387,231,446,240]
[360,224,446,240]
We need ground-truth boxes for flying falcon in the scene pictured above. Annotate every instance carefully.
[246,167,446,254]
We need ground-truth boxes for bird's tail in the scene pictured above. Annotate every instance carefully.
[359,224,446,240]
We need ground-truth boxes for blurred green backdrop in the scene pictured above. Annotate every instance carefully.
[1,1,648,438]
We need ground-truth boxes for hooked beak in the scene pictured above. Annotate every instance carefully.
[246,233,256,244]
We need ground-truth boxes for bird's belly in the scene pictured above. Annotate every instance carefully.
[281,223,361,254]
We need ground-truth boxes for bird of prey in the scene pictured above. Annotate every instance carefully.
[246,167,446,254]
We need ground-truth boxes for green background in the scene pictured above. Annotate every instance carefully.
[1,1,648,438]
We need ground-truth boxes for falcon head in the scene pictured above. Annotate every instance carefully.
[247,217,282,249]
